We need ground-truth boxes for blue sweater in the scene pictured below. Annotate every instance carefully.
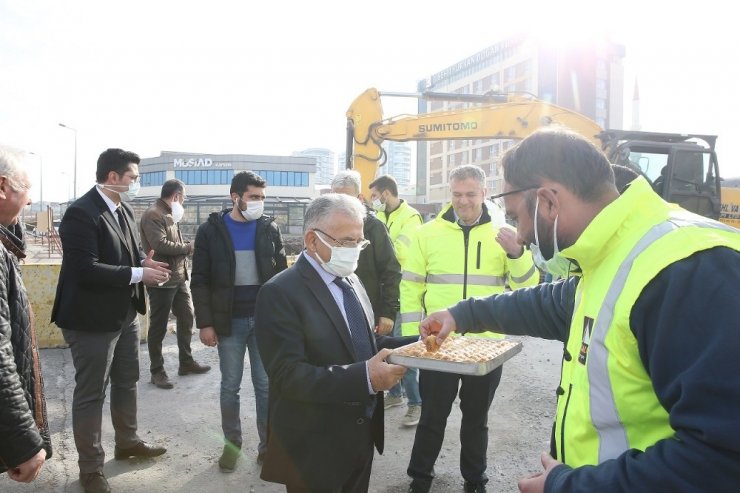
[450,247,740,493]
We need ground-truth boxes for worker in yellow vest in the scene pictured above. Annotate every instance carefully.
[422,128,740,493]
[403,164,538,493]
[368,174,424,426]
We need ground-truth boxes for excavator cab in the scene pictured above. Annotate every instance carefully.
[599,131,721,220]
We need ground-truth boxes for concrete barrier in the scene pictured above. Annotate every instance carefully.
[20,262,149,348]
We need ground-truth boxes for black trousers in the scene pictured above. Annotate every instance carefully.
[285,420,374,493]
[407,365,503,491]
[146,282,194,373]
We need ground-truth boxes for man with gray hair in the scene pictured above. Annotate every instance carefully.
[255,193,415,492]
[402,164,538,493]
[331,170,401,337]
[0,145,52,483]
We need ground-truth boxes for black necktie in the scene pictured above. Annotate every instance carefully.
[116,207,137,298]
[116,207,129,239]
[333,277,374,361]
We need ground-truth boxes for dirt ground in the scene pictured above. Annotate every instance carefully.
[1,332,562,493]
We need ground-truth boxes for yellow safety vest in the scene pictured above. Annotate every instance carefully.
[400,203,538,337]
[555,177,740,467]
[380,200,423,269]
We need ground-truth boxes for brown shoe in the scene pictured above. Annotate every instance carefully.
[114,440,167,460]
[178,360,211,375]
[79,471,110,493]
[151,370,173,389]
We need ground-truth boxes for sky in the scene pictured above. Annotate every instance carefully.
[2,0,739,204]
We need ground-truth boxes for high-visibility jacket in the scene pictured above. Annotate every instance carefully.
[379,200,423,269]
[554,177,740,467]
[400,203,538,337]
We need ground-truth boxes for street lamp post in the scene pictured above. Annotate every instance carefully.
[58,123,77,200]
[29,151,43,208]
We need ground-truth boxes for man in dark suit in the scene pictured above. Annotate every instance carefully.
[255,193,414,493]
[52,148,171,493]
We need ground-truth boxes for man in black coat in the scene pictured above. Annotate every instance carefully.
[51,148,171,493]
[190,171,288,472]
[0,145,51,483]
[330,170,401,336]
[255,193,414,492]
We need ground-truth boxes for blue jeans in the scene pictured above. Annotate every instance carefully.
[388,315,421,406]
[217,316,268,454]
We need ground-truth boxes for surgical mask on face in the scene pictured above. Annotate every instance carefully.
[371,197,386,213]
[315,233,362,278]
[529,197,572,279]
[102,181,140,202]
[171,201,185,223]
[236,198,264,221]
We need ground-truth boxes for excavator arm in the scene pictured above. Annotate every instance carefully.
[346,87,604,196]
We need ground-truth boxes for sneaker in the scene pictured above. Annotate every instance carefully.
[402,405,421,427]
[384,394,404,409]
[150,371,174,389]
[218,442,241,472]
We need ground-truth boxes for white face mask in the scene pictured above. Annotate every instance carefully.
[236,198,264,221]
[103,181,140,202]
[529,196,572,279]
[371,197,386,213]
[171,201,185,223]
[315,232,362,278]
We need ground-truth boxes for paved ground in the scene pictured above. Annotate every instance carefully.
[1,328,561,493]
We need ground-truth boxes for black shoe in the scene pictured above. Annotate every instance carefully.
[79,471,110,493]
[150,371,174,389]
[114,441,167,460]
[178,360,211,375]
[408,480,431,493]
[464,482,487,493]
[218,442,241,472]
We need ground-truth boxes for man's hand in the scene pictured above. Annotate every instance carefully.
[142,267,170,286]
[518,452,562,493]
[142,249,172,286]
[368,348,407,392]
[7,448,46,483]
[200,326,218,347]
[375,317,394,335]
[496,227,524,258]
[142,249,171,272]
[419,309,458,342]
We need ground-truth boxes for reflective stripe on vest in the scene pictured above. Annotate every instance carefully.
[588,213,736,462]
[402,271,425,283]
[397,234,412,247]
[427,273,506,286]
[509,265,537,284]
[400,312,423,324]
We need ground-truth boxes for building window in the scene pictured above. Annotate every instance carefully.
[254,170,309,187]
[175,169,233,185]
[141,171,166,187]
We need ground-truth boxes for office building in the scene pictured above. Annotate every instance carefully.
[293,148,335,185]
[416,34,625,203]
[134,151,317,236]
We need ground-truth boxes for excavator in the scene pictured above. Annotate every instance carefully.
[346,87,734,226]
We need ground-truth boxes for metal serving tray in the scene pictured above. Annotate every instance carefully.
[387,339,523,376]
